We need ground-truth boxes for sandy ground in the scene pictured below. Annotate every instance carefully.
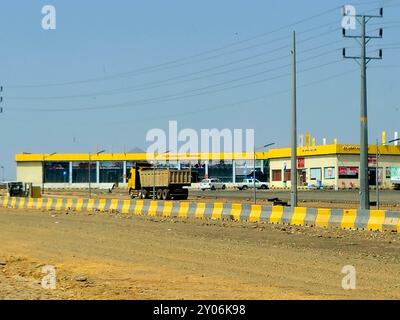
[0,207,400,300]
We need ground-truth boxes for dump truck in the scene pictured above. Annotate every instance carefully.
[127,166,191,200]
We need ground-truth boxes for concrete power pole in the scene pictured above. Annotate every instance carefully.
[290,31,298,208]
[343,8,383,210]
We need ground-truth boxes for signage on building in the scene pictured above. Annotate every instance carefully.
[297,157,305,169]
[339,166,358,176]
[342,145,360,151]
[368,155,377,166]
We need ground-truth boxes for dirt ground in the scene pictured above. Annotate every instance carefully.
[0,207,400,300]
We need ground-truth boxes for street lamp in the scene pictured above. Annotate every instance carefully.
[42,152,57,195]
[388,138,400,144]
[253,143,275,204]
[0,165,4,182]
[89,149,105,198]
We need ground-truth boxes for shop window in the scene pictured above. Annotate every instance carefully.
[284,169,291,182]
[44,162,69,183]
[272,169,282,182]
[324,167,335,180]
[99,162,123,183]
[72,162,96,183]
[338,167,359,179]
[208,160,233,183]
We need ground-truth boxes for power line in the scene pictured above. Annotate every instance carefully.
[6,5,347,89]
[8,36,343,101]
[13,58,343,113]
[76,67,360,127]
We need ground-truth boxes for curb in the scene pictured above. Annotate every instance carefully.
[0,196,399,232]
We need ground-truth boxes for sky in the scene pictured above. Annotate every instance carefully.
[0,0,399,179]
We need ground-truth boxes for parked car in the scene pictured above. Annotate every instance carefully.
[235,178,268,190]
[7,181,28,197]
[200,178,226,191]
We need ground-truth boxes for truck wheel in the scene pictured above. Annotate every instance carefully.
[243,185,248,190]
[162,189,171,200]
[222,185,226,190]
[211,186,216,191]
[156,189,163,200]
[129,189,135,199]
[141,190,148,199]
[260,185,267,190]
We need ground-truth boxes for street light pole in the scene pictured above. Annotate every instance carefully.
[290,30,298,208]
[388,138,400,144]
[88,153,91,198]
[153,150,169,200]
[89,150,105,199]
[153,159,156,200]
[42,152,57,195]
[253,143,275,204]
[0,165,4,182]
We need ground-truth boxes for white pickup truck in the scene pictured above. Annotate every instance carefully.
[235,178,269,190]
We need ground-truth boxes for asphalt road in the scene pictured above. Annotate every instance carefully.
[189,189,400,205]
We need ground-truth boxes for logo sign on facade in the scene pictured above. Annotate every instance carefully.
[297,157,305,169]
[339,167,359,176]
[368,155,377,166]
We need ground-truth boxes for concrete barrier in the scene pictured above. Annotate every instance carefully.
[0,196,399,232]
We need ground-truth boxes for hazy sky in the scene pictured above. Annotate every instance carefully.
[0,0,399,179]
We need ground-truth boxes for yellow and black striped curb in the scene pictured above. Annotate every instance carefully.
[0,196,399,232]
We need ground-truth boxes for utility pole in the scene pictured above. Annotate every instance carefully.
[376,139,380,209]
[342,8,383,210]
[290,31,298,208]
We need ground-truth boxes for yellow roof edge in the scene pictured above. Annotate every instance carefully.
[14,144,400,162]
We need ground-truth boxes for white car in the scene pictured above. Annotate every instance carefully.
[235,178,269,190]
[200,178,226,191]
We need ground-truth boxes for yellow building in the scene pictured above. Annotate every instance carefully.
[14,143,400,189]
[268,144,400,189]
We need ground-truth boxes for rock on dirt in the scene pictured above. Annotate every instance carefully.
[75,275,88,282]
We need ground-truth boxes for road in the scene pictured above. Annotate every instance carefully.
[0,207,399,299]
[189,189,400,207]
